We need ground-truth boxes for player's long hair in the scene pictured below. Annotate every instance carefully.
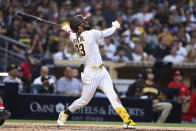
[76,32,81,42]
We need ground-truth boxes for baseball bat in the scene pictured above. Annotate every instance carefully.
[16,11,62,28]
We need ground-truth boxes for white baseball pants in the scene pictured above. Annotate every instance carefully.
[68,66,123,112]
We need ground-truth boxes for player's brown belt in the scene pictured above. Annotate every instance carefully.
[91,64,104,70]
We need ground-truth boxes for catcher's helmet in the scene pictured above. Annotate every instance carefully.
[70,15,85,33]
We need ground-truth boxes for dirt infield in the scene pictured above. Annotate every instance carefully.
[1,122,196,131]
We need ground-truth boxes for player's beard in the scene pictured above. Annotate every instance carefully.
[84,26,91,30]
[83,24,92,30]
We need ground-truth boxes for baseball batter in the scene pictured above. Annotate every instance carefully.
[57,15,136,129]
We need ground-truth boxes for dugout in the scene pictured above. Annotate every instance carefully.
[54,60,196,89]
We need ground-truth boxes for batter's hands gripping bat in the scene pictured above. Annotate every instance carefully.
[16,11,62,28]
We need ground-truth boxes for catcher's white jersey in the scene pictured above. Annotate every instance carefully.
[70,29,103,66]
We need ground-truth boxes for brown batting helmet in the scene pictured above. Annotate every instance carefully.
[70,15,85,33]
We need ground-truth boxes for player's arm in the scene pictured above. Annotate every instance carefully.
[91,20,120,40]
[61,25,74,36]
[61,25,75,42]
[101,20,120,38]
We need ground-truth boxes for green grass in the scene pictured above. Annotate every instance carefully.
[6,119,196,128]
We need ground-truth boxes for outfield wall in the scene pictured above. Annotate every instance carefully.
[2,83,181,123]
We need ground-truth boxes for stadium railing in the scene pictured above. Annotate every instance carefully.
[0,35,27,69]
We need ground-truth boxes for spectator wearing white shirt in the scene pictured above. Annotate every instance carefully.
[132,43,148,62]
[135,5,154,26]
[173,40,187,57]
[33,66,55,85]
[169,5,182,24]
[104,37,116,59]
[112,47,129,62]
[56,67,82,96]
[122,8,136,24]
[53,42,72,60]
[3,64,23,92]
[163,46,184,63]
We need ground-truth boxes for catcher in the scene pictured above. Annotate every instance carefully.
[0,96,11,126]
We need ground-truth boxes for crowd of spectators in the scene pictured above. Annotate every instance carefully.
[0,0,196,63]
[2,64,82,96]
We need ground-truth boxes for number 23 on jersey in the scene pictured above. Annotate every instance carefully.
[73,36,86,56]
[75,43,86,56]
